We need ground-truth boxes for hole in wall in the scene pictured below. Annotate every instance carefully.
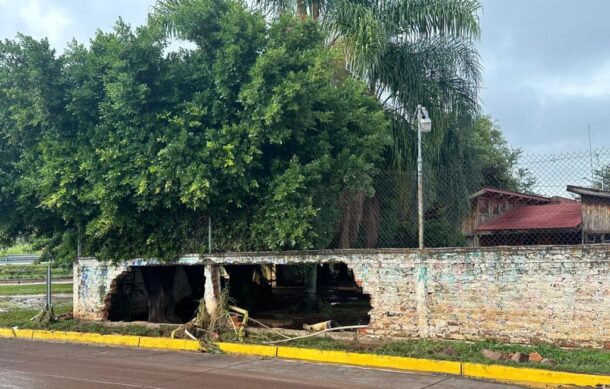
[222,263,371,329]
[105,265,205,324]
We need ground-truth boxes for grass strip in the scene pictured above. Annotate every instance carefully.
[0,283,73,296]
[0,265,72,280]
[0,305,169,337]
[220,332,610,376]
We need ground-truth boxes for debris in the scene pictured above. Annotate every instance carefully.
[263,325,368,345]
[482,349,505,361]
[30,306,56,326]
[528,352,544,362]
[303,320,333,332]
[540,358,556,366]
[184,329,197,341]
[229,305,249,342]
[57,312,73,321]
[255,319,295,328]
[511,352,528,363]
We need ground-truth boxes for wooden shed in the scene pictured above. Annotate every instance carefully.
[567,185,610,243]
[462,187,553,246]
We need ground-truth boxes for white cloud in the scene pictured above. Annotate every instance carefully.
[18,0,73,46]
[529,62,610,99]
[0,0,72,48]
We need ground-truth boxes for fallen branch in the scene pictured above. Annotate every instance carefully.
[263,325,368,345]
[171,318,196,339]
[184,329,197,341]
[228,306,249,342]
[231,313,291,340]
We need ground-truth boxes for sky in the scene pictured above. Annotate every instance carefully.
[0,0,609,155]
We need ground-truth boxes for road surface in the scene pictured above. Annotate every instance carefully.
[0,338,523,388]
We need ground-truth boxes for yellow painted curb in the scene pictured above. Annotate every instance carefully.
[0,328,198,352]
[276,346,461,375]
[139,336,200,351]
[13,329,34,339]
[33,330,141,347]
[463,362,610,387]
[217,342,277,357]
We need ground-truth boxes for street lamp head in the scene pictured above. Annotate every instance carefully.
[417,105,432,133]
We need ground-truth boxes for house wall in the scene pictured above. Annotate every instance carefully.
[461,195,545,243]
[582,196,610,233]
[75,245,610,348]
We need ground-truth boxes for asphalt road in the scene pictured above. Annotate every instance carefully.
[0,338,522,389]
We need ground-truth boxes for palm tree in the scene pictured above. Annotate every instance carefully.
[154,0,481,165]
[254,0,481,165]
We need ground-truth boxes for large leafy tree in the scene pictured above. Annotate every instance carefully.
[0,0,389,262]
[156,0,482,248]
[158,0,481,166]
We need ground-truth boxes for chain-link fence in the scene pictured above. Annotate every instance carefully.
[331,147,610,249]
[206,147,610,252]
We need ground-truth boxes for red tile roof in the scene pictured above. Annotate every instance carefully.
[476,201,582,231]
[469,187,549,203]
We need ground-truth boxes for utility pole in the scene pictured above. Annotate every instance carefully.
[588,124,594,186]
[46,260,52,310]
[417,115,424,249]
[415,105,432,250]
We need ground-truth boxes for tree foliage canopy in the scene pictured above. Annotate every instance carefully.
[0,0,532,262]
[0,1,389,262]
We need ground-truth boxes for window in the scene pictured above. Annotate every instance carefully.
[587,234,602,243]
[480,200,488,214]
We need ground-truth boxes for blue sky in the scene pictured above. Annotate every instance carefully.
[1,0,609,154]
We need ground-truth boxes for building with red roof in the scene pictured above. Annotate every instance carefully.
[567,185,610,243]
[462,187,582,246]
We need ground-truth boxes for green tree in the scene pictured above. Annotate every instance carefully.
[0,2,388,262]
[157,0,481,166]
[593,165,610,190]
[169,0,483,248]
[471,116,536,193]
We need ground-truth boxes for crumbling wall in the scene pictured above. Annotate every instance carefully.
[74,245,610,348]
[74,256,202,321]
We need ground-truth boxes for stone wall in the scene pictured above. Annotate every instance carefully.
[74,245,610,348]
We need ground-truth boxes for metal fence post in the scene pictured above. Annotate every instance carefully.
[208,216,212,254]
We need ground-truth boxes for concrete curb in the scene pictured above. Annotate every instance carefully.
[0,329,608,387]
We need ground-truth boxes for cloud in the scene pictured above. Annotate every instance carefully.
[531,63,610,99]
[0,0,73,47]
[479,0,610,153]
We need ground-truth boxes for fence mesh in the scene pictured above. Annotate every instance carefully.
[207,147,610,252]
[329,147,610,249]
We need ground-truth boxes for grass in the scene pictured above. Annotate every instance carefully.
[220,332,610,376]
[0,283,73,296]
[0,304,169,337]
[0,243,40,256]
[0,265,72,280]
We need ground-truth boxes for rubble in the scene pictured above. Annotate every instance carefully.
[510,352,528,363]
[482,349,506,361]
[528,352,544,362]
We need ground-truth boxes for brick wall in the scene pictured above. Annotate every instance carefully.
[74,245,610,348]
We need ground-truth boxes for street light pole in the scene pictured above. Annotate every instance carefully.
[417,114,423,249]
[415,105,431,250]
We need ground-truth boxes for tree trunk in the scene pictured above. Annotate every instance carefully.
[303,264,318,313]
[296,0,307,20]
[142,267,181,323]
